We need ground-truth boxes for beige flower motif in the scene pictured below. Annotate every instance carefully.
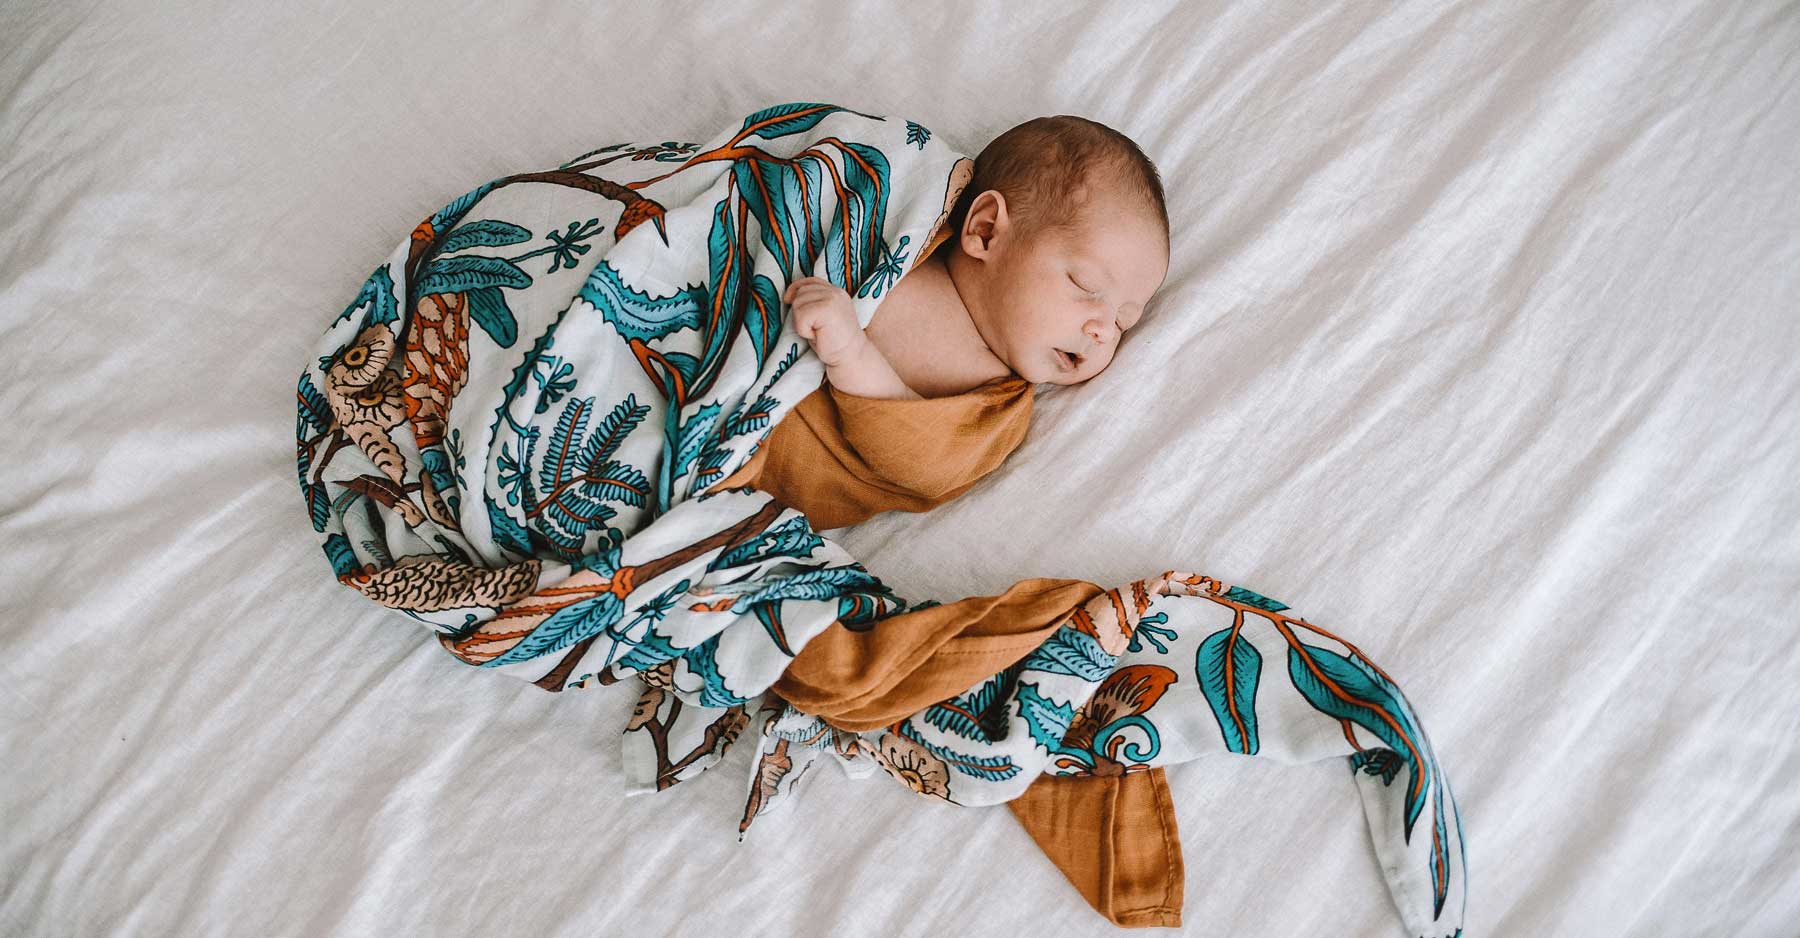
[872,731,951,798]
[340,369,405,426]
[328,324,397,388]
[325,325,407,484]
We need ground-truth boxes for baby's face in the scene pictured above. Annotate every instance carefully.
[968,195,1169,385]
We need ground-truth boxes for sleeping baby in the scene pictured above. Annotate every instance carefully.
[788,115,1170,400]
[727,115,1180,927]
[721,115,1171,529]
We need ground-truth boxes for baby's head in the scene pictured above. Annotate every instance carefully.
[941,115,1170,385]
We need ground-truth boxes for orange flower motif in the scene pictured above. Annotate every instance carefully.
[1083,665,1178,728]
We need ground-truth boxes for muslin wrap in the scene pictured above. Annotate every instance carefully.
[294,102,1466,935]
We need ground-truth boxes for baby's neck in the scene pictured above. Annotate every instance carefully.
[865,248,1013,397]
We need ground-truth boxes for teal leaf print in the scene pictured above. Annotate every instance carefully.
[694,443,734,492]
[305,483,330,532]
[427,181,499,231]
[583,461,651,507]
[822,142,893,292]
[904,120,931,149]
[744,272,783,369]
[1016,682,1077,754]
[533,395,651,554]
[1224,585,1289,613]
[1350,748,1402,785]
[322,533,358,577]
[733,156,825,278]
[1196,623,1262,754]
[531,356,577,414]
[854,235,910,299]
[671,403,722,483]
[579,395,652,472]
[466,286,519,348]
[897,722,1019,781]
[296,373,332,434]
[714,515,825,570]
[334,264,398,326]
[539,396,595,495]
[722,392,776,440]
[439,219,532,254]
[1127,611,1177,654]
[683,636,747,707]
[693,199,748,393]
[725,565,882,611]
[484,592,625,668]
[580,260,705,344]
[1286,642,1429,837]
[923,662,1023,742]
[740,102,870,141]
[615,618,686,674]
[416,254,532,295]
[1021,626,1115,681]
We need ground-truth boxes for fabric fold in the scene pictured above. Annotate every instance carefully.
[1007,770,1185,929]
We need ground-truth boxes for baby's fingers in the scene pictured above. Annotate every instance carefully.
[783,276,838,302]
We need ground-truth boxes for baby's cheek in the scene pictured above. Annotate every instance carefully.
[1086,349,1117,380]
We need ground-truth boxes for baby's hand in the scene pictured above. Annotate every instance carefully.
[784,276,866,367]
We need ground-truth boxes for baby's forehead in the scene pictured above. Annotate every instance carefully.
[1057,205,1168,259]
[1065,181,1164,232]
[1056,208,1170,292]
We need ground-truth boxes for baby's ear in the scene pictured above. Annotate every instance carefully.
[960,190,1007,258]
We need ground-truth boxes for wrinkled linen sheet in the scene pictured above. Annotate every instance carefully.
[296,103,1461,933]
[4,3,1797,937]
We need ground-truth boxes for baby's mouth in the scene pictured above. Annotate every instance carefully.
[1055,348,1084,371]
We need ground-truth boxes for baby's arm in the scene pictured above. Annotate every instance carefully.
[784,277,920,401]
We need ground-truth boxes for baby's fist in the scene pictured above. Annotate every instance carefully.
[784,276,865,366]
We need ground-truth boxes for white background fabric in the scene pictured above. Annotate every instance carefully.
[3,2,1796,935]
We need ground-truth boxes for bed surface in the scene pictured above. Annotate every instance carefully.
[4,2,1797,935]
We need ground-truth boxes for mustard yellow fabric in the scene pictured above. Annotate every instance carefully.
[732,376,1186,929]
[717,376,1033,530]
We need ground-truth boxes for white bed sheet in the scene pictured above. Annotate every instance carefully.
[4,1,1797,935]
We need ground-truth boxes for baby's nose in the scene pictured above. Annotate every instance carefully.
[1084,319,1116,344]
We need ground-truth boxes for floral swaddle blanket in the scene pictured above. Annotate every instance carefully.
[295,103,1466,936]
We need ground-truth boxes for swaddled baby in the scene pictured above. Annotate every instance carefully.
[792,115,1169,399]
[741,116,1181,928]
[724,116,1171,528]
